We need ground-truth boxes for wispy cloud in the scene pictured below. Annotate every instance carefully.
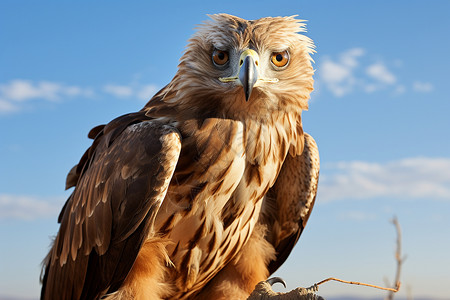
[0,194,62,221]
[0,79,94,113]
[103,84,134,98]
[136,84,159,101]
[413,81,434,93]
[319,157,450,202]
[319,48,364,97]
[103,83,158,101]
[366,62,396,84]
[0,79,160,114]
[0,80,90,101]
[318,48,434,97]
[0,99,17,113]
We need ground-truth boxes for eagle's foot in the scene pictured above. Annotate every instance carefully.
[247,277,325,300]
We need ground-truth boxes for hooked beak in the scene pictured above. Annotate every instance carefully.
[218,49,278,101]
[238,49,259,101]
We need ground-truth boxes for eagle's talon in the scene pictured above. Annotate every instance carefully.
[267,277,286,288]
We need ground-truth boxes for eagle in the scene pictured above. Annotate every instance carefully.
[40,14,319,300]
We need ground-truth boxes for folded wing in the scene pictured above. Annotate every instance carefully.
[262,133,320,274]
[41,112,182,300]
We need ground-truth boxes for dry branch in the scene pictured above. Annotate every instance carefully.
[385,216,406,300]
[314,277,400,293]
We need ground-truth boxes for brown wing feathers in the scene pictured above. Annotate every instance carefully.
[41,112,182,300]
[263,133,320,274]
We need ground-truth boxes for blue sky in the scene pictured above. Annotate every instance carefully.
[1,1,449,299]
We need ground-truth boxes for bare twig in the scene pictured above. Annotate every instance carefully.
[385,216,406,300]
[312,277,400,293]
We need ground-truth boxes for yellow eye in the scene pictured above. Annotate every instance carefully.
[271,50,289,68]
[212,49,229,65]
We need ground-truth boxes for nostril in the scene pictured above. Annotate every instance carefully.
[240,59,243,66]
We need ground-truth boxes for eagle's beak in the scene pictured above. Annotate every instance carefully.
[219,49,277,100]
[238,49,259,101]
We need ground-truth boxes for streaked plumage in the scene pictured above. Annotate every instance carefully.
[41,14,319,300]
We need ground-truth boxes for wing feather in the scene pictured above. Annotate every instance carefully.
[41,112,182,300]
[261,132,320,274]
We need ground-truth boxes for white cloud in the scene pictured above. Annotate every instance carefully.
[339,48,365,68]
[0,79,94,113]
[366,62,397,84]
[318,48,434,97]
[0,79,160,114]
[103,83,159,101]
[319,48,364,97]
[0,99,18,113]
[364,83,377,93]
[136,84,159,101]
[413,81,434,93]
[0,194,62,220]
[0,79,91,102]
[394,85,406,95]
[320,60,352,84]
[319,157,450,202]
[103,84,134,98]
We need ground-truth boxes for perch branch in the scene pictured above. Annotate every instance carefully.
[385,216,405,300]
[313,277,400,293]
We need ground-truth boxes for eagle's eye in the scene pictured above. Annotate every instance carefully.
[271,50,290,68]
[212,49,229,66]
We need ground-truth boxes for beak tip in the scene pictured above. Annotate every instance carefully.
[245,91,251,102]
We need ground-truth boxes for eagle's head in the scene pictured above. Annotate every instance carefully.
[152,14,315,121]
